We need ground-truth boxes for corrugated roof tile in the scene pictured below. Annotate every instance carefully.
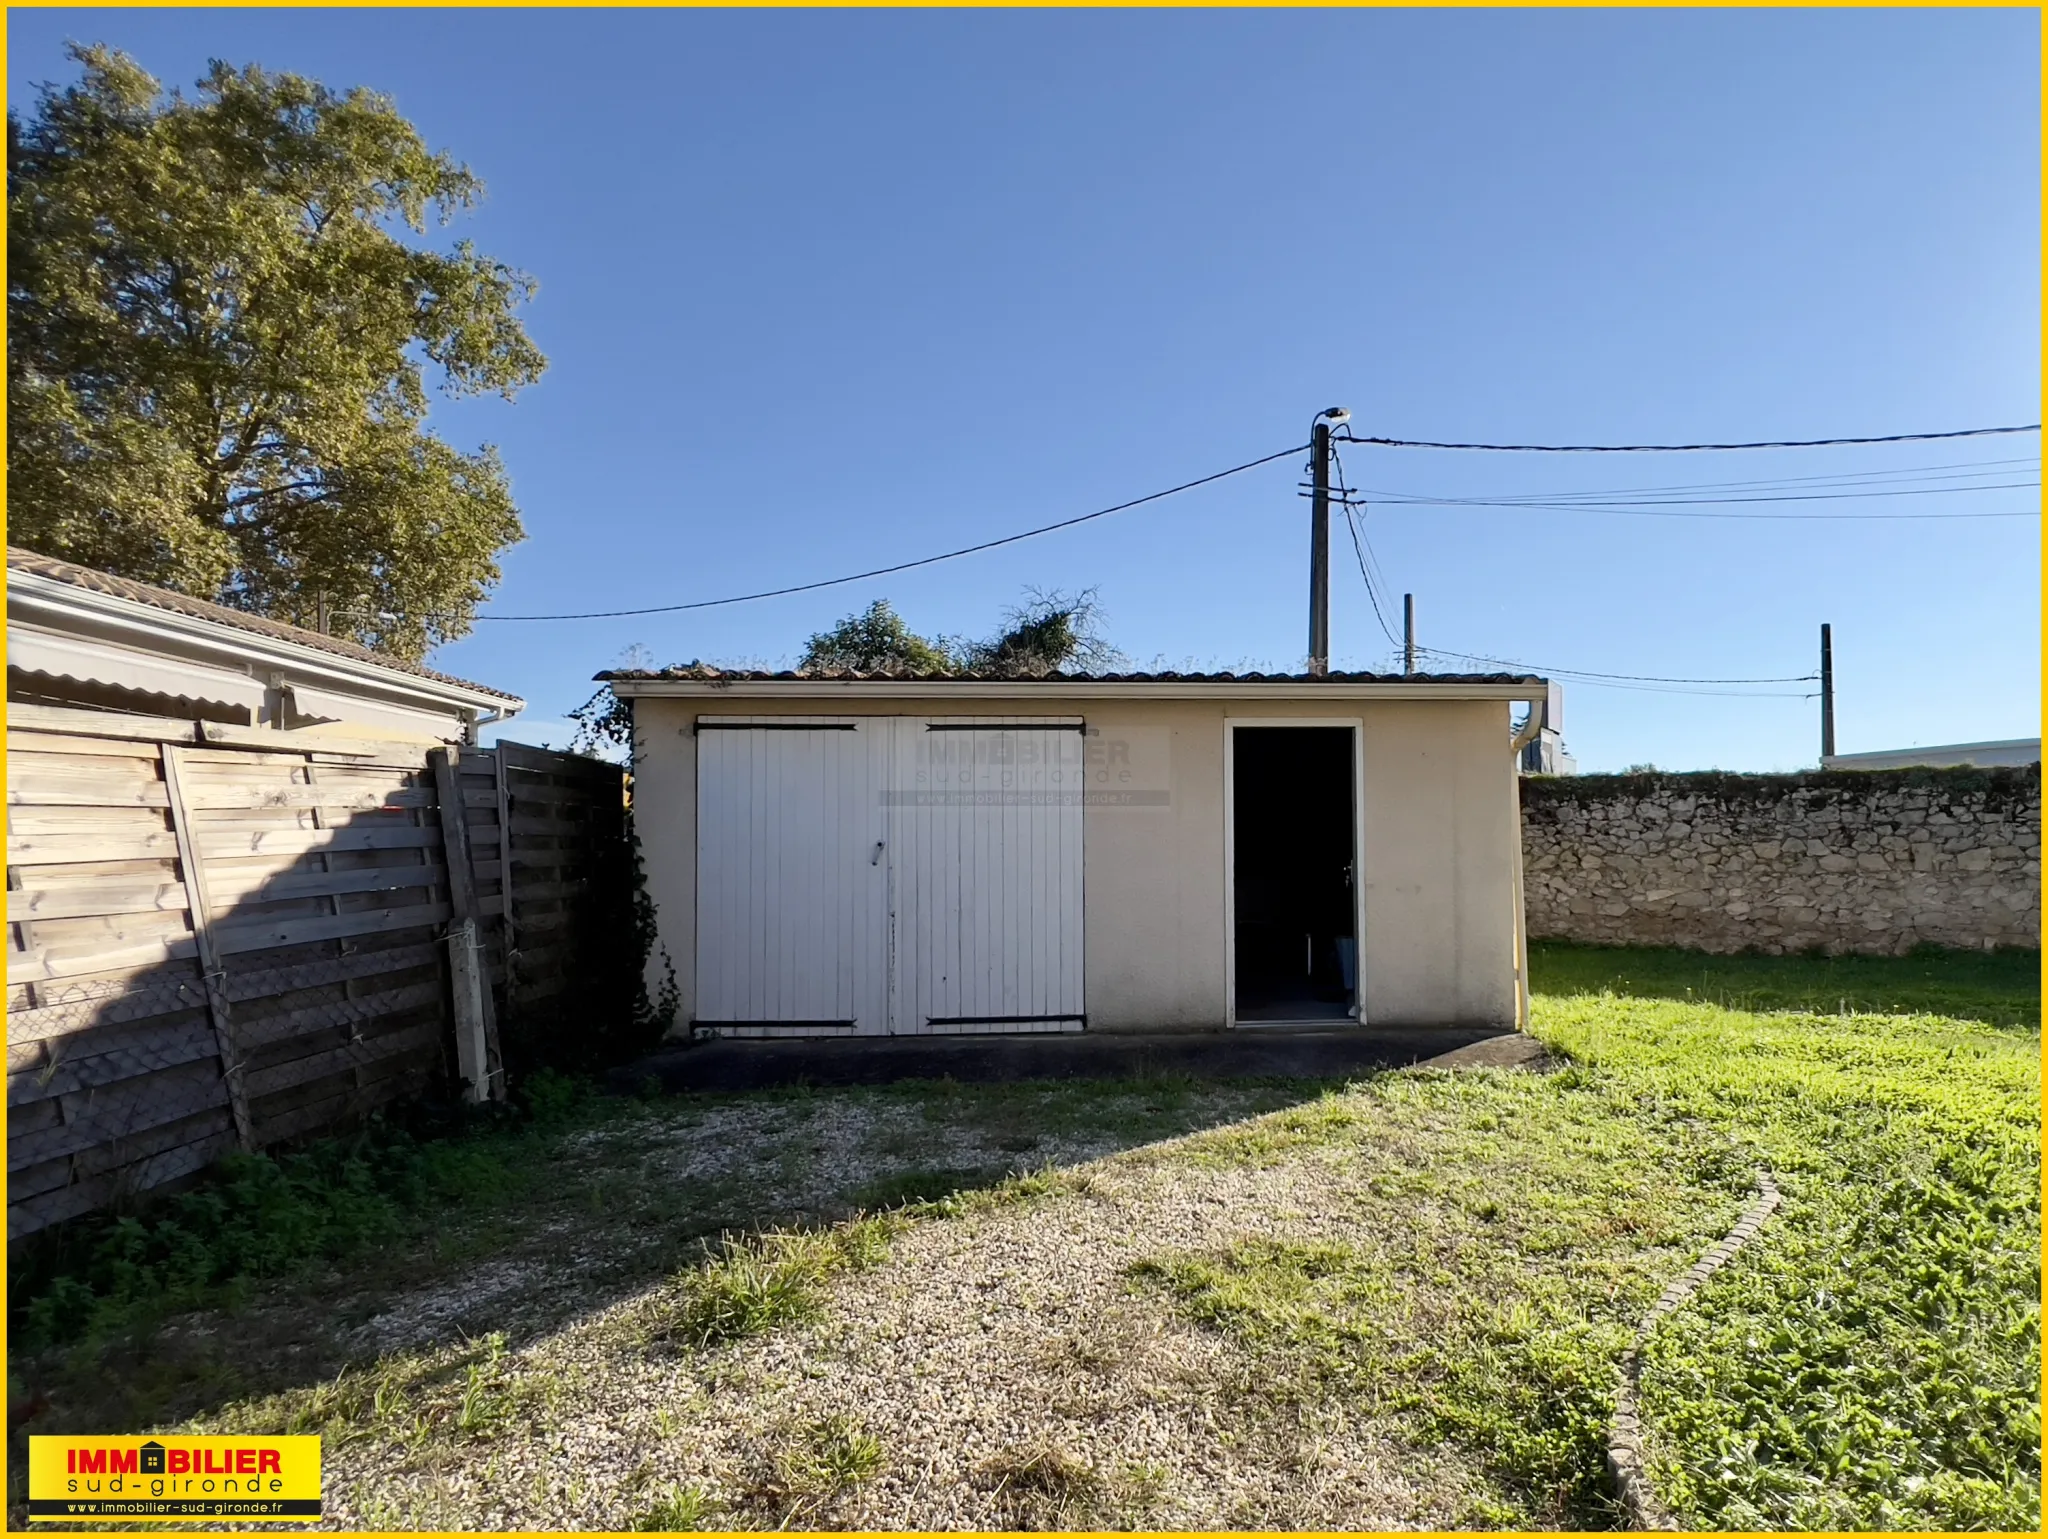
[7,546,521,702]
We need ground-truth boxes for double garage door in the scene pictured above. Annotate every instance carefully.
[695,717,1084,1035]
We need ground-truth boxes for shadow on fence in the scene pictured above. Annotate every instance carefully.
[6,704,647,1237]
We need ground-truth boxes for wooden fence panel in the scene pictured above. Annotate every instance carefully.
[8,713,628,1238]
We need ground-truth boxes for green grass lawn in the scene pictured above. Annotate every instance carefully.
[9,943,2038,1531]
[1529,943,2040,1529]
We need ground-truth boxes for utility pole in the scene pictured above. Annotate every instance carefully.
[1403,593,1417,676]
[1820,622,1835,761]
[1308,419,1332,675]
[1305,406,1349,674]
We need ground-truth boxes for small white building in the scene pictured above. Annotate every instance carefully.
[7,547,522,744]
[608,666,1552,1038]
[1823,739,2041,771]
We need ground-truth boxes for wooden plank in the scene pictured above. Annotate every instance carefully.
[9,1006,212,1075]
[492,751,517,975]
[203,860,445,909]
[3,803,171,837]
[6,702,206,744]
[219,942,440,1002]
[160,744,254,1150]
[250,1058,432,1148]
[180,784,434,812]
[9,1132,233,1238]
[194,824,442,860]
[235,980,443,1052]
[9,930,199,985]
[7,775,171,809]
[432,746,497,1102]
[242,1021,442,1100]
[8,1019,220,1108]
[6,988,202,1044]
[197,720,438,759]
[507,816,596,840]
[10,827,187,865]
[7,731,165,760]
[212,901,450,958]
[69,1107,235,1182]
[17,1057,230,1160]
[12,1156,77,1202]
[9,879,189,923]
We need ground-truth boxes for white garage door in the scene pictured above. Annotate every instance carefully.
[888,722,1086,1034]
[694,717,1084,1035]
[694,720,890,1033]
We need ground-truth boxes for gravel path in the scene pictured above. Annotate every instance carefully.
[318,1133,1490,1530]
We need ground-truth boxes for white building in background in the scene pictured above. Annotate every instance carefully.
[7,546,523,745]
[1823,738,2041,771]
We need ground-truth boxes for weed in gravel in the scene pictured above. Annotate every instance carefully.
[633,1479,718,1530]
[981,1437,1102,1523]
[984,1437,1100,1496]
[781,1414,885,1492]
[454,1333,512,1438]
[646,1217,899,1351]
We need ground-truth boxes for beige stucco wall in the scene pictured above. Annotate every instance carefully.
[628,692,1518,1035]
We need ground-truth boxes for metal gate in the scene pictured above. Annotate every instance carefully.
[693,717,1083,1035]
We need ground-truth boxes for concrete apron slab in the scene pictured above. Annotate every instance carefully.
[613,1026,1535,1095]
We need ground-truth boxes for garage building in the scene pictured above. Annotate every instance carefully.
[606,668,1550,1037]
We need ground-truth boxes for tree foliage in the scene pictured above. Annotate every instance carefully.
[798,598,956,676]
[801,591,1119,678]
[568,591,1122,756]
[7,45,546,659]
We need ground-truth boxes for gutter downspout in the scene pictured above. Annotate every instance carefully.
[1509,704,1544,1033]
[469,705,523,748]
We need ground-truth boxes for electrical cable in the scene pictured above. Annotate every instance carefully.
[1337,423,2040,453]
[1357,481,2040,518]
[1332,458,1404,654]
[1431,456,2040,502]
[469,442,1307,621]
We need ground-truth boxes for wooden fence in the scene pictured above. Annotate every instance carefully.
[6,703,627,1237]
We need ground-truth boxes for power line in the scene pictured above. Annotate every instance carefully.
[471,442,1306,621]
[1443,455,2039,502]
[1412,645,1819,698]
[1357,481,2040,520]
[1338,423,2040,454]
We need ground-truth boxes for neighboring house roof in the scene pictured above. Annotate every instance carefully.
[1823,738,2041,771]
[602,665,1547,699]
[8,547,522,703]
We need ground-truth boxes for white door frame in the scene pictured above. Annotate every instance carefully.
[1222,717,1367,1029]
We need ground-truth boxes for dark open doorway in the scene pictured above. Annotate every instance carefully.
[1231,726,1358,1023]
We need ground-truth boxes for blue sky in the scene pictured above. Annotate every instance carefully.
[8,8,2040,770]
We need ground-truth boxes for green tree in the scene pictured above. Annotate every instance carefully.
[799,598,956,676]
[568,592,1122,757]
[7,45,546,659]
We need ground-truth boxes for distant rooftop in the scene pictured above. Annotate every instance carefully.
[1823,738,2041,771]
[9,546,522,703]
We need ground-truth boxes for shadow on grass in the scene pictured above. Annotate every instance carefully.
[1530,939,2041,1030]
[7,1070,1349,1452]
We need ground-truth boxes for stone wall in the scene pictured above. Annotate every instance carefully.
[1521,766,2040,955]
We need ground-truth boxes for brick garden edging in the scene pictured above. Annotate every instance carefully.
[1607,1171,1784,1530]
